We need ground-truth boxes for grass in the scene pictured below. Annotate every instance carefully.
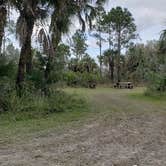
[0,87,165,145]
[128,87,166,105]
[0,108,90,144]
[0,91,91,144]
[0,106,93,146]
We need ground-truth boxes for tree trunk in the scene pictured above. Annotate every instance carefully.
[25,18,35,74]
[44,4,64,88]
[99,28,102,78]
[44,32,61,81]
[16,43,27,92]
[16,12,35,91]
[117,30,121,82]
[109,55,114,82]
[0,5,7,54]
[108,28,114,82]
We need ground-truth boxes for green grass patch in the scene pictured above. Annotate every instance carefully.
[0,108,90,144]
[128,91,166,103]
[0,90,90,144]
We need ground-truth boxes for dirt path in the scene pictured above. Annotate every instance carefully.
[0,88,166,166]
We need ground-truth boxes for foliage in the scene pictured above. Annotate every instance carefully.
[159,29,166,54]
[0,1,7,54]
[143,29,166,95]
[0,56,17,79]
[66,52,99,88]
[104,7,137,48]
[0,84,87,119]
[64,71,79,87]
[64,71,99,88]
[103,6,137,82]
[145,72,166,96]
[71,30,88,60]
[92,5,106,77]
[0,0,166,117]
[102,49,115,82]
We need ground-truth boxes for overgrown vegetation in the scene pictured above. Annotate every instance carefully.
[0,50,87,119]
[0,0,165,122]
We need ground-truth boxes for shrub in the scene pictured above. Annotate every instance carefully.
[46,90,87,113]
[64,71,99,88]
[64,71,79,87]
[0,83,87,121]
[145,72,166,96]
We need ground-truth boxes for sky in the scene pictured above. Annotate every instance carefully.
[86,0,166,58]
[9,0,166,59]
[107,0,166,41]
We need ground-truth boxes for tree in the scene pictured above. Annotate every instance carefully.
[57,43,71,67]
[44,0,107,87]
[8,0,107,93]
[125,44,147,83]
[159,29,166,65]
[92,5,106,77]
[5,43,19,63]
[44,0,72,85]
[53,43,71,83]
[80,53,97,73]
[0,43,19,80]
[159,29,166,54]
[103,49,115,82]
[71,30,88,60]
[0,0,7,54]
[14,0,38,91]
[104,7,137,82]
[14,0,48,92]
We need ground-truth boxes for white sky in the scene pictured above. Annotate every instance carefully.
[107,0,166,40]
[9,1,166,59]
[87,0,166,58]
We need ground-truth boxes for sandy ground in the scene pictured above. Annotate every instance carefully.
[0,89,166,166]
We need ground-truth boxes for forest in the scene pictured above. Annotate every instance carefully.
[0,0,166,165]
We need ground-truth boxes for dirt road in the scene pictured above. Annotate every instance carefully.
[0,88,166,166]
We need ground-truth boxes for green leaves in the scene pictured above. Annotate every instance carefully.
[103,6,137,48]
[71,30,88,60]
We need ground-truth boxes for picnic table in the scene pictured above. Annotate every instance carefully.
[114,82,134,89]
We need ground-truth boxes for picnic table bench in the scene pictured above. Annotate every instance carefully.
[114,82,133,89]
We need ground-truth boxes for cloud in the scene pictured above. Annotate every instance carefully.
[86,0,166,58]
[106,0,166,32]
[9,1,166,58]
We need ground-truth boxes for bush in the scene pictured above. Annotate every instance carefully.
[0,82,87,120]
[64,71,79,87]
[64,71,99,88]
[47,90,87,113]
[145,72,166,96]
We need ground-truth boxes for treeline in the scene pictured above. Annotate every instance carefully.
[0,1,165,115]
[0,0,107,94]
[0,0,107,114]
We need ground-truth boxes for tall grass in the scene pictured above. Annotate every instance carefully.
[0,87,88,122]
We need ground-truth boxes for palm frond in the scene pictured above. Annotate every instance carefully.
[37,27,50,55]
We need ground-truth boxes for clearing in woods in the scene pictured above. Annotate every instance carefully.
[0,88,166,166]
